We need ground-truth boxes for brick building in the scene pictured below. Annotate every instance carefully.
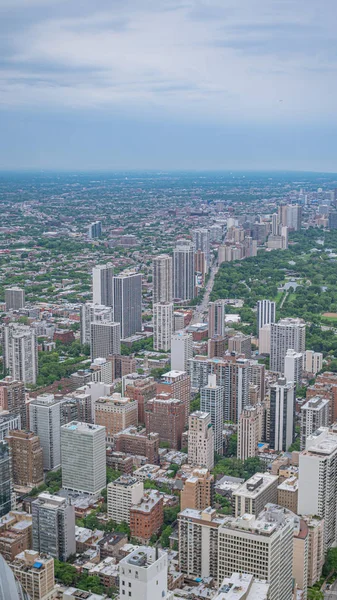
[125,375,157,423]
[0,511,32,562]
[130,491,164,542]
[114,426,160,464]
[94,393,138,442]
[53,329,75,344]
[157,370,191,425]
[6,430,44,490]
[0,377,26,429]
[145,394,185,449]
[180,468,214,512]
[108,354,137,381]
[106,449,133,474]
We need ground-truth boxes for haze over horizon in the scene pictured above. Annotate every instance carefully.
[1,0,336,171]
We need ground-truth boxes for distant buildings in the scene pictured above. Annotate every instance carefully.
[269,378,295,452]
[29,394,61,470]
[0,441,12,518]
[192,228,210,271]
[257,299,275,331]
[180,468,214,511]
[152,254,172,304]
[270,318,306,374]
[113,272,142,338]
[157,370,191,425]
[61,421,106,494]
[94,393,138,443]
[90,320,121,360]
[0,377,26,429]
[5,286,25,310]
[32,493,75,561]
[300,397,329,450]
[303,350,323,375]
[237,405,263,461]
[114,427,160,465]
[153,302,173,351]
[228,333,251,358]
[3,323,38,384]
[92,263,113,307]
[188,411,214,470]
[80,302,113,345]
[171,331,193,372]
[88,220,102,239]
[145,395,185,450]
[173,240,195,301]
[208,300,226,338]
[284,349,303,385]
[200,375,224,454]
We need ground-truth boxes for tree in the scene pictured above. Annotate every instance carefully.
[323,547,337,576]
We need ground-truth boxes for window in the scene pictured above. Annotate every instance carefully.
[128,583,131,587]
[122,580,125,586]
[129,593,132,597]
[122,591,125,595]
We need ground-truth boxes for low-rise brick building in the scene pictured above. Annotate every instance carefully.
[130,491,164,542]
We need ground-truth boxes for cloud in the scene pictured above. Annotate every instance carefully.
[0,0,336,122]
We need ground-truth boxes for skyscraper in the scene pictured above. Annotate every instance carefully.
[29,394,61,470]
[3,324,38,384]
[270,318,306,374]
[113,272,142,339]
[286,204,302,231]
[61,421,106,494]
[284,349,303,385]
[208,300,226,338]
[0,441,12,517]
[269,377,295,451]
[188,411,214,470]
[153,302,173,351]
[237,404,263,461]
[300,397,329,451]
[192,228,210,271]
[88,220,102,239]
[0,377,26,429]
[152,254,172,304]
[171,331,193,371]
[90,320,121,360]
[173,240,195,301]
[32,493,76,561]
[200,375,224,454]
[92,263,113,306]
[257,299,276,330]
[4,287,25,310]
[80,302,113,345]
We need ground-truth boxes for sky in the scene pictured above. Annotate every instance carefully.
[0,0,337,171]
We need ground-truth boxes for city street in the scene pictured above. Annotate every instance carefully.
[190,260,219,325]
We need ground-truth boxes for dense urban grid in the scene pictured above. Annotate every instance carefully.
[2,170,337,600]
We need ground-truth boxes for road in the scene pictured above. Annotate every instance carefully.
[325,579,337,599]
[190,260,219,325]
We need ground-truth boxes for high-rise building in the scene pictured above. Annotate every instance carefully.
[0,441,12,517]
[92,264,113,307]
[10,550,55,600]
[6,431,44,490]
[270,318,306,374]
[218,505,295,600]
[173,241,195,301]
[300,397,330,450]
[114,427,160,465]
[259,324,271,354]
[80,302,113,345]
[284,349,303,385]
[130,491,164,542]
[5,287,25,310]
[113,272,142,339]
[178,507,225,580]
[221,358,250,423]
[171,332,193,372]
[29,394,61,470]
[157,369,191,425]
[94,393,138,443]
[257,299,276,331]
[303,516,325,587]
[152,254,172,304]
[180,468,214,511]
[188,411,214,470]
[32,493,75,561]
[145,395,185,450]
[277,476,298,513]
[61,421,106,495]
[286,204,302,231]
[208,300,226,338]
[3,324,38,384]
[237,405,263,461]
[0,377,26,429]
[192,228,210,270]
[303,350,323,375]
[107,475,143,524]
[298,427,337,549]
[228,333,251,358]
[208,335,227,359]
[124,374,157,424]
[200,375,224,454]
[88,220,102,239]
[119,546,170,600]
[269,378,295,451]
[248,361,265,404]
[233,473,278,517]
[0,414,21,442]
[153,302,173,351]
[90,321,121,360]
[271,213,279,235]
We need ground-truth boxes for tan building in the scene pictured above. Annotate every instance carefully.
[107,475,144,524]
[114,426,160,464]
[293,518,309,600]
[228,333,251,358]
[303,516,325,587]
[124,375,157,423]
[130,490,164,542]
[180,468,214,511]
[6,430,44,490]
[277,476,298,513]
[188,411,214,470]
[145,394,185,450]
[233,473,279,518]
[0,511,32,562]
[157,370,191,425]
[0,376,26,428]
[237,405,263,461]
[10,549,55,600]
[94,393,138,443]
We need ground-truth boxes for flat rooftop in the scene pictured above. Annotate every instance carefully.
[62,421,105,433]
[215,573,269,600]
[233,473,278,499]
[220,505,294,537]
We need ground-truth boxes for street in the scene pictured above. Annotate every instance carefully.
[190,260,219,325]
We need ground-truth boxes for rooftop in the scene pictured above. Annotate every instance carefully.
[123,546,166,569]
[277,476,298,492]
[62,421,105,433]
[215,573,269,600]
[219,505,295,537]
[233,473,278,499]
[131,491,162,513]
[109,475,140,488]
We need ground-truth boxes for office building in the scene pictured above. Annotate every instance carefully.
[153,302,173,351]
[61,421,106,494]
[193,228,210,270]
[119,546,170,600]
[298,427,337,549]
[130,491,164,542]
[94,393,138,443]
[304,350,323,375]
[113,272,142,339]
[88,220,102,239]
[233,473,278,517]
[300,397,329,450]
[171,331,193,372]
[153,254,172,304]
[157,369,191,425]
[6,431,44,490]
[173,240,195,301]
[3,324,38,384]
[218,505,295,600]
[270,378,295,451]
[257,299,276,330]
[200,375,224,454]
[5,286,25,310]
[270,318,306,374]
[0,553,30,600]
[277,477,298,513]
[32,493,75,561]
[214,573,269,600]
[237,405,263,461]
[145,395,185,450]
[114,427,160,465]
[284,349,303,385]
[228,333,251,358]
[180,468,214,511]
[29,394,61,470]
[188,411,214,470]
[92,263,113,307]
[0,441,12,517]
[90,320,121,360]
[80,302,113,345]
[107,475,143,524]
[124,375,157,423]
[0,377,26,429]
[208,300,226,338]
[178,507,225,579]
[10,550,55,600]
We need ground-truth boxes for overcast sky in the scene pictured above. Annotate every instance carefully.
[1,0,336,171]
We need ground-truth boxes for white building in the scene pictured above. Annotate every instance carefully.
[153,254,172,304]
[270,318,306,374]
[200,374,224,454]
[208,300,226,338]
[92,264,113,307]
[304,350,323,375]
[233,473,279,518]
[5,286,25,310]
[153,302,173,351]
[90,320,121,360]
[259,324,271,354]
[284,349,303,385]
[214,573,269,600]
[257,299,276,330]
[3,323,38,384]
[113,272,142,339]
[270,377,295,452]
[300,396,329,450]
[119,546,170,600]
[237,405,263,461]
[107,475,143,524]
[173,240,195,301]
[80,302,113,345]
[29,394,61,470]
[61,421,106,495]
[171,331,193,372]
[188,411,214,470]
